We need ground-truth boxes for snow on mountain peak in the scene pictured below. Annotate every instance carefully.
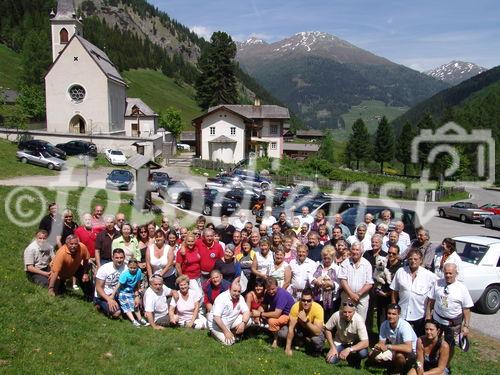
[425,60,487,85]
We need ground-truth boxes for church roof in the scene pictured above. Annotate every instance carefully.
[76,35,126,85]
[125,98,157,117]
[207,104,290,119]
[53,0,77,21]
[209,135,237,143]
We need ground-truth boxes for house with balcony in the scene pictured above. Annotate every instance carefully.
[192,101,289,163]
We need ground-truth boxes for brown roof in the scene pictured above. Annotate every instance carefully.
[206,104,290,119]
[125,98,157,117]
[283,143,320,152]
[295,130,325,137]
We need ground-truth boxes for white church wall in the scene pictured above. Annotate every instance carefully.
[200,111,245,162]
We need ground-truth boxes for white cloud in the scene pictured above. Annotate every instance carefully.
[190,25,213,40]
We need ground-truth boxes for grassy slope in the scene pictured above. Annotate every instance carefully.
[123,69,203,130]
[0,44,22,90]
[0,185,498,374]
[0,139,57,178]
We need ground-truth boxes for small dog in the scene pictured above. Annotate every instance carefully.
[373,255,392,292]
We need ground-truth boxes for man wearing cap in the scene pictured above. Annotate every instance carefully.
[426,263,473,363]
[325,299,369,368]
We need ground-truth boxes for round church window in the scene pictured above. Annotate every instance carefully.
[68,85,86,103]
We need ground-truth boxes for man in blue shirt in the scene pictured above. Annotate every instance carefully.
[368,303,417,374]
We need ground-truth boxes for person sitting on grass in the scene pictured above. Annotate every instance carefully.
[324,299,369,369]
[209,282,251,346]
[169,275,207,329]
[94,248,126,318]
[202,269,231,316]
[261,277,295,348]
[110,259,148,327]
[24,229,54,287]
[284,288,325,357]
[368,303,417,375]
[408,319,450,375]
[143,274,177,330]
[246,278,266,325]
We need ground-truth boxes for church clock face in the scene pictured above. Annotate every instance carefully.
[68,84,86,103]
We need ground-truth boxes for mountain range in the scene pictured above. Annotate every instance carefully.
[425,60,487,85]
[236,31,449,130]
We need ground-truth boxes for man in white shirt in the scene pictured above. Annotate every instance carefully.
[390,249,436,336]
[94,248,126,318]
[144,274,176,329]
[347,224,372,252]
[295,206,314,226]
[382,231,409,254]
[209,282,251,345]
[426,263,473,362]
[24,229,55,287]
[338,242,374,320]
[232,211,248,231]
[286,244,318,301]
[393,221,411,251]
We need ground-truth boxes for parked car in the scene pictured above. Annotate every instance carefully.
[205,175,244,189]
[221,169,271,190]
[16,149,65,170]
[105,169,134,190]
[453,235,500,314]
[18,139,66,160]
[480,204,500,215]
[176,188,240,216]
[150,171,170,191]
[56,140,97,157]
[223,187,262,209]
[273,197,359,221]
[104,148,127,165]
[158,180,190,203]
[484,215,500,229]
[340,205,420,240]
[176,143,191,151]
[437,202,493,223]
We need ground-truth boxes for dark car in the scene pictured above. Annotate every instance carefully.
[273,197,359,220]
[150,171,170,191]
[340,206,421,240]
[56,140,97,157]
[158,180,190,203]
[18,139,67,160]
[106,169,134,191]
[223,187,262,209]
[222,169,271,189]
[177,188,240,216]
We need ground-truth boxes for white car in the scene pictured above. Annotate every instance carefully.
[104,149,127,165]
[453,235,500,314]
[176,143,191,151]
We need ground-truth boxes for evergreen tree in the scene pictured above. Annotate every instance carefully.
[346,118,371,169]
[416,113,436,171]
[373,116,395,174]
[21,29,51,86]
[318,129,335,164]
[396,121,416,176]
[195,31,238,110]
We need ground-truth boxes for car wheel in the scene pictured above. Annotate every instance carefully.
[485,218,493,229]
[477,285,500,314]
[20,157,28,164]
[438,209,446,218]
[179,198,188,209]
[460,214,468,223]
[47,163,55,170]
[202,204,212,216]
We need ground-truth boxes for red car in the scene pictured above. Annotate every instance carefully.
[480,204,500,215]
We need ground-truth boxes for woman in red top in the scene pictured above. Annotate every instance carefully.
[246,278,266,325]
[175,232,202,293]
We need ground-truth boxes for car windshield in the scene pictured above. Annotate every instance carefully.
[110,150,123,156]
[40,151,52,158]
[455,241,489,265]
[109,171,132,181]
[153,173,169,182]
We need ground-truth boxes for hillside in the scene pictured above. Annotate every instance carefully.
[0,44,22,90]
[122,69,202,129]
[391,65,500,130]
[236,32,448,130]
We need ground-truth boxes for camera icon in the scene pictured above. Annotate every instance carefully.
[411,122,495,186]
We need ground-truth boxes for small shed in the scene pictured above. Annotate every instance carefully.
[126,154,162,212]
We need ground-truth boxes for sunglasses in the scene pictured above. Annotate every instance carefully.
[343,301,356,307]
[388,252,398,256]
[301,298,312,303]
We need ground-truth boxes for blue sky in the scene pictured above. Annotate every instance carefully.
[149,0,499,71]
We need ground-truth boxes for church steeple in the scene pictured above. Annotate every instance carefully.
[50,0,83,61]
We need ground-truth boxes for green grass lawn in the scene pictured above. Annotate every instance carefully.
[0,139,57,178]
[0,44,22,90]
[0,185,498,374]
[123,69,203,130]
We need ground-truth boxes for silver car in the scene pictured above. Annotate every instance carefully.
[16,149,65,170]
[437,201,493,223]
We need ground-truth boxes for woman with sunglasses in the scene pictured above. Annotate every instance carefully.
[409,320,450,375]
[376,244,403,328]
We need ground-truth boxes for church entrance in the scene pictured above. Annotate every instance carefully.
[69,115,86,134]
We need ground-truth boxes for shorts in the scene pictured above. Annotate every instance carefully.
[118,291,135,313]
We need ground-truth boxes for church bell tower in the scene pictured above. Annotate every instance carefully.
[50,0,83,62]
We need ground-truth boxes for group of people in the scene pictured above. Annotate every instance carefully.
[24,203,474,374]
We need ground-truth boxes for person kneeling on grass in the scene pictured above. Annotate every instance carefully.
[94,248,126,318]
[110,259,148,327]
[143,274,177,330]
[209,282,251,346]
[284,288,325,357]
[324,299,369,369]
[169,275,207,329]
[368,303,417,375]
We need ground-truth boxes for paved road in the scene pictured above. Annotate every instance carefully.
[1,167,498,338]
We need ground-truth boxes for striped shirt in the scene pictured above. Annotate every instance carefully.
[338,257,373,293]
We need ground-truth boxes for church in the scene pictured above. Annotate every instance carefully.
[45,0,158,139]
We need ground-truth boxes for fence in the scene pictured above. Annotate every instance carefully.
[192,158,235,171]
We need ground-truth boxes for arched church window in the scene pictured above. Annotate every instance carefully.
[68,85,86,103]
[60,28,69,44]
